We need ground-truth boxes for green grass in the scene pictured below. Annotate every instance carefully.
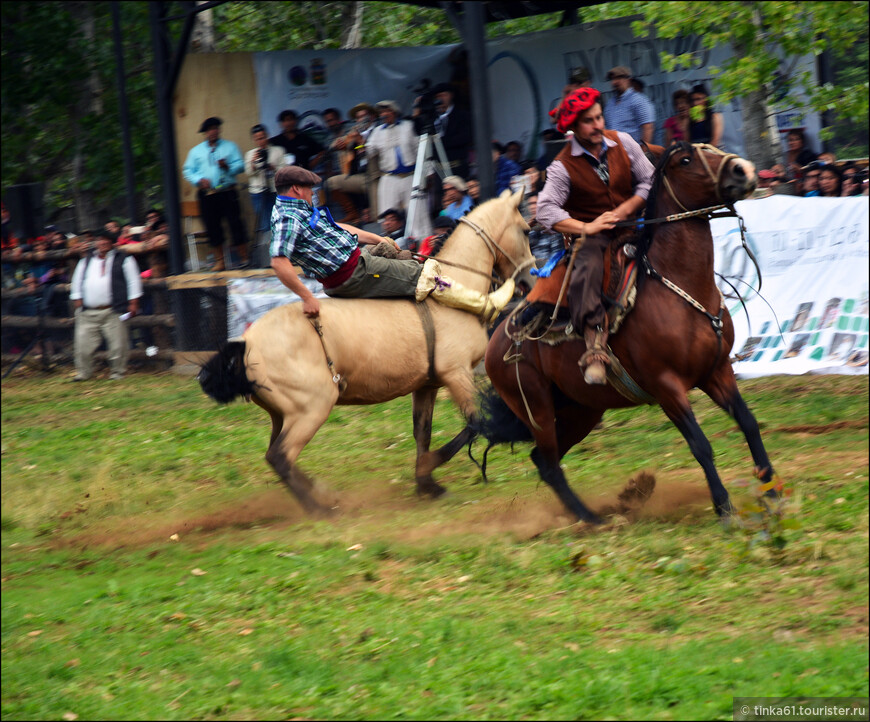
[2,371,868,720]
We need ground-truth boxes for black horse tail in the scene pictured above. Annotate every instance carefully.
[471,382,535,444]
[467,382,535,482]
[197,340,256,404]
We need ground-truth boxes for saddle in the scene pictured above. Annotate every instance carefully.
[525,237,640,334]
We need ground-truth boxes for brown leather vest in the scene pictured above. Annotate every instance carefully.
[555,130,632,222]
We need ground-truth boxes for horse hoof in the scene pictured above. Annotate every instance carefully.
[416,479,447,499]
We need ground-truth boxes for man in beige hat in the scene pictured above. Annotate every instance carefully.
[604,65,655,145]
[365,100,419,218]
[269,165,514,321]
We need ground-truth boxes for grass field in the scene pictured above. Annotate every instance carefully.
[1,370,868,720]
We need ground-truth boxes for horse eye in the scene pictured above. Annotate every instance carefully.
[680,156,691,166]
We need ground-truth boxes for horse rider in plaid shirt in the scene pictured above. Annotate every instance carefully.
[269,166,515,321]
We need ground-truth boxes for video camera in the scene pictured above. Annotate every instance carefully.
[410,80,444,137]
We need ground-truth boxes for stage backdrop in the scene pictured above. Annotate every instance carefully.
[248,20,821,165]
[227,196,869,379]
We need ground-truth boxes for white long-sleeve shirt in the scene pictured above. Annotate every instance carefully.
[70,250,143,308]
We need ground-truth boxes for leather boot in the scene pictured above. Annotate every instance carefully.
[580,325,609,385]
[332,189,360,225]
[415,259,515,323]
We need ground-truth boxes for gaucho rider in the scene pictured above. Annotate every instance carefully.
[537,87,654,385]
[269,165,515,320]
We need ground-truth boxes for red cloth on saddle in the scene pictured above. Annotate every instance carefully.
[556,130,632,222]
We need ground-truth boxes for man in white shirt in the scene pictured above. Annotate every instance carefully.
[69,230,143,381]
[365,100,419,218]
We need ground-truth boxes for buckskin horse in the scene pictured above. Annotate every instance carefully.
[479,142,777,523]
[199,189,535,513]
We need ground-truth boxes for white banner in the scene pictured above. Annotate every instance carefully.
[227,276,326,339]
[712,196,869,378]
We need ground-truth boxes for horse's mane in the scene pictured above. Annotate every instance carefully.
[636,141,692,257]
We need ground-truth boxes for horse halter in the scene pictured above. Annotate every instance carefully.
[457,215,536,282]
[661,143,739,214]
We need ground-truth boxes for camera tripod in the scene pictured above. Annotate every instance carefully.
[403,130,452,245]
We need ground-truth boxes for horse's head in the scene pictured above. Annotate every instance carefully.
[653,142,757,214]
[490,188,536,294]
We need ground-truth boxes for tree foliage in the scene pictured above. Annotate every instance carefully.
[1,1,163,228]
[3,1,866,232]
[581,1,869,153]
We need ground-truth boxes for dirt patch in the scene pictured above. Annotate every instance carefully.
[59,489,306,550]
[55,470,723,551]
[772,419,868,434]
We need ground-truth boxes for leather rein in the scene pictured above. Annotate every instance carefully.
[411,214,536,285]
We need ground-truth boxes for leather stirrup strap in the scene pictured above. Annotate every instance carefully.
[413,299,437,385]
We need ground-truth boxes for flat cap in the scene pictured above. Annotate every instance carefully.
[606,66,632,80]
[198,116,222,132]
[442,175,467,192]
[274,165,322,189]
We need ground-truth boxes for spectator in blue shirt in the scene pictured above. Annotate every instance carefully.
[182,117,249,271]
[493,142,522,195]
[603,66,655,145]
[440,176,474,220]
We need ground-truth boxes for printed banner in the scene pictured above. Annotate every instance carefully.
[712,196,869,378]
[227,276,326,339]
[251,21,821,167]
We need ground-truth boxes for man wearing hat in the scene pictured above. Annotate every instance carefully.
[325,102,380,225]
[269,165,514,322]
[440,175,473,221]
[537,87,655,385]
[433,83,472,179]
[365,100,419,218]
[603,66,655,145]
[182,117,249,271]
[377,208,405,242]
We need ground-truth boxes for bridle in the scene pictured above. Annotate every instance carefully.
[411,213,535,284]
[661,143,739,213]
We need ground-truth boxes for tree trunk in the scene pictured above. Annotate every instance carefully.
[740,88,781,171]
[69,1,103,232]
[341,2,365,49]
[191,2,216,53]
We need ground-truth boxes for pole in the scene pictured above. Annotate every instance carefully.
[463,2,494,200]
[111,1,137,225]
[149,1,184,277]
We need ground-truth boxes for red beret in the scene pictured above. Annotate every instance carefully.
[549,87,602,134]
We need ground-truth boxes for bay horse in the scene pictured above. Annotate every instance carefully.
[199,189,535,514]
[480,142,776,523]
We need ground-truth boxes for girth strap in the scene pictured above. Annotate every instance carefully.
[413,300,438,386]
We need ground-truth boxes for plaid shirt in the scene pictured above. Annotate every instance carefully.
[604,88,655,143]
[270,196,357,279]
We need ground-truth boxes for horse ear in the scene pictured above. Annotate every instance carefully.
[498,189,512,201]
[510,188,523,208]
